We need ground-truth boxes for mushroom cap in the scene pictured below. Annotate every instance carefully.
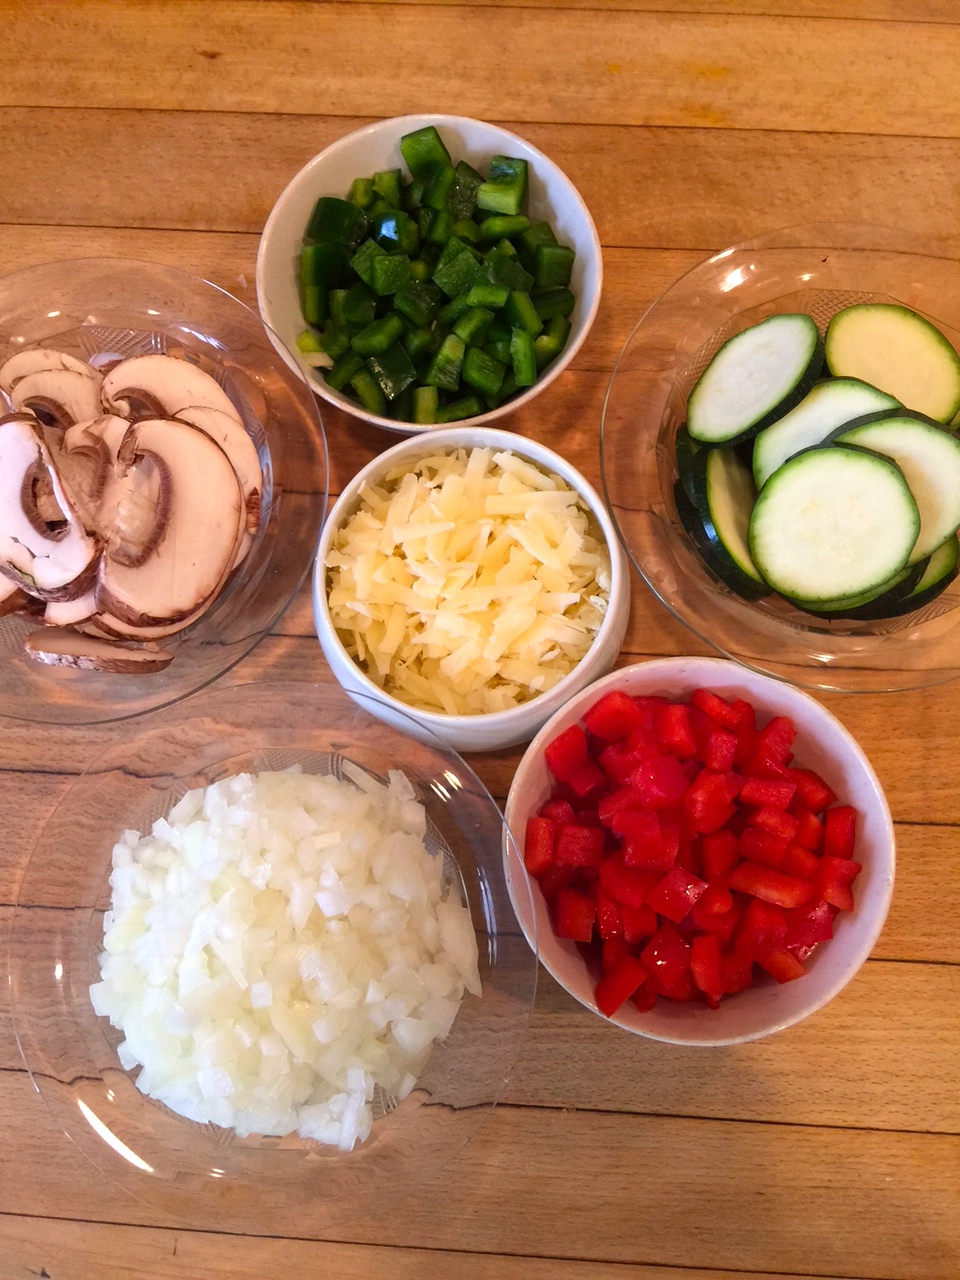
[0,348,100,395]
[10,368,104,428]
[100,353,244,426]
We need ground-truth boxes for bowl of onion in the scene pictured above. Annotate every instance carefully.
[0,256,328,724]
[8,677,537,1226]
[504,655,894,1046]
[313,424,631,752]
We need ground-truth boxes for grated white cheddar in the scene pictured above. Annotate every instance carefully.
[326,447,611,715]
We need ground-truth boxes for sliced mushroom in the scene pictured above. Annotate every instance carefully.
[0,416,100,600]
[96,417,244,627]
[171,403,262,534]
[100,353,244,426]
[10,368,104,429]
[56,414,130,533]
[24,626,173,673]
[43,589,98,627]
[0,348,99,395]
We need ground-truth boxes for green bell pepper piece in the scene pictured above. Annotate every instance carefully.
[400,125,452,179]
[476,156,528,217]
[424,333,466,392]
[351,313,405,356]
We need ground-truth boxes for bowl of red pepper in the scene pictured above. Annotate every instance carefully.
[503,656,895,1045]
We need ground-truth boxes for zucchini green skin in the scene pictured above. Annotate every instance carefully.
[689,446,765,586]
[674,425,701,505]
[783,561,924,619]
[673,481,769,601]
[825,302,960,425]
[687,313,824,447]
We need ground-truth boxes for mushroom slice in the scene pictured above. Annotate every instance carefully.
[10,368,104,429]
[57,414,130,533]
[96,417,244,626]
[0,347,99,395]
[100,353,244,427]
[0,416,100,600]
[24,626,173,673]
[172,403,262,532]
[43,588,98,627]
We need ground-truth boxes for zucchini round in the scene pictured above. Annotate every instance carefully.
[747,445,920,604]
[673,480,768,600]
[687,313,824,445]
[824,302,960,424]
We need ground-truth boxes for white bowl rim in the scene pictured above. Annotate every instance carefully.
[313,424,629,731]
[502,654,896,1046]
[255,113,603,434]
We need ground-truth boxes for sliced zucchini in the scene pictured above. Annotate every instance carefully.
[674,425,700,504]
[909,534,958,599]
[785,562,923,619]
[748,445,920,604]
[674,479,768,601]
[752,376,900,490]
[834,410,960,563]
[825,302,960,424]
[687,313,823,445]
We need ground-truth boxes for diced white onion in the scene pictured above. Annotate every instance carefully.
[90,767,481,1150]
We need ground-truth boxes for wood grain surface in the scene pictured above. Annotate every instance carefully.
[1,3,958,1278]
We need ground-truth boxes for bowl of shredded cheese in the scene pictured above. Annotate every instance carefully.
[9,678,537,1227]
[314,426,631,752]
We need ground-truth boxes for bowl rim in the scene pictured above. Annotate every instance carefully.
[255,112,603,435]
[312,424,629,733]
[503,654,896,1046]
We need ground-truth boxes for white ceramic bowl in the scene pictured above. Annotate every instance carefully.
[256,113,602,433]
[313,425,630,752]
[503,656,895,1045]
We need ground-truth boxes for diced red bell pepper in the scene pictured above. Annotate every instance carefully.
[734,896,788,959]
[789,766,837,814]
[610,809,672,869]
[595,953,648,1016]
[756,947,807,983]
[597,784,647,826]
[583,688,648,741]
[721,946,754,995]
[684,769,741,834]
[748,805,800,842]
[784,897,836,952]
[566,757,608,798]
[539,796,577,825]
[630,983,657,1012]
[782,843,820,879]
[690,896,741,946]
[823,804,858,860]
[524,816,556,876]
[655,701,697,758]
[738,775,797,810]
[628,754,690,809]
[816,855,862,912]
[690,932,724,1007]
[620,900,658,945]
[544,723,590,783]
[703,726,738,772]
[790,803,824,851]
[695,882,734,916]
[601,937,628,969]
[647,866,708,924]
[690,687,742,730]
[655,968,698,1002]
[553,887,595,942]
[555,822,607,867]
[727,859,816,909]
[537,862,576,905]
[749,714,797,769]
[595,886,624,941]
[599,855,658,909]
[640,921,691,990]
[701,828,740,883]
[737,826,789,870]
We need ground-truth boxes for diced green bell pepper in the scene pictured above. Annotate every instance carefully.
[351,313,405,356]
[476,156,528,217]
[424,333,466,391]
[370,253,411,296]
[478,214,531,242]
[462,346,505,398]
[453,306,494,346]
[366,341,417,400]
[534,243,576,290]
[349,366,387,415]
[433,248,481,299]
[325,350,365,392]
[435,394,484,423]
[394,279,443,327]
[306,196,368,247]
[372,210,420,256]
[412,383,440,424]
[510,328,537,387]
[372,168,403,207]
[400,125,452,180]
[504,290,543,337]
[534,315,572,369]
[532,286,575,322]
[446,160,484,219]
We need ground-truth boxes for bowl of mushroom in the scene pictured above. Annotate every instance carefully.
[0,257,329,724]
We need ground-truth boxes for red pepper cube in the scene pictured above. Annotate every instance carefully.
[659,810,683,865]
[620,900,658,945]
[734,895,789,959]
[727,859,817,910]
[554,822,607,867]
[702,828,740,882]
[553,887,596,941]
[631,983,658,1012]
[628,754,690,810]
[696,882,734,916]
[816,854,862,912]
[684,769,740,834]
[737,827,789,870]
[538,862,576,905]
[595,953,648,1017]
[789,766,837,814]
[597,783,647,826]
[656,968,699,1002]
[647,865,709,924]
[784,897,836,952]
[722,946,755,995]
[654,701,697,758]
[599,855,658,910]
[690,895,742,946]
[609,809,666,867]
[823,804,858,860]
[640,921,691,990]
[544,723,590,783]
[690,932,725,1006]
[539,796,577,825]
[595,886,624,941]
[791,803,825,851]
[704,726,738,772]
[748,805,800,842]
[756,947,807,984]
[523,815,556,877]
[738,775,797,810]
[601,937,628,970]
[583,689,648,742]
[782,843,821,880]
[690,687,742,730]
[750,714,797,769]
[565,757,608,798]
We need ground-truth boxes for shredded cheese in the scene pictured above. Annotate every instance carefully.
[326,447,611,715]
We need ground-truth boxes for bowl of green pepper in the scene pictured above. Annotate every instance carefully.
[256,114,602,433]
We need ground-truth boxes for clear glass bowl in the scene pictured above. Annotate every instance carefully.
[600,223,960,693]
[8,679,537,1229]
[0,258,329,723]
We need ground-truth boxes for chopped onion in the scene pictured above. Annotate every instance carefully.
[90,765,481,1150]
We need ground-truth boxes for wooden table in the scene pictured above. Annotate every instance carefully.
[2,2,959,1276]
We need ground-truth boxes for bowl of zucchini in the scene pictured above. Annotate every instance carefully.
[600,222,960,693]
[256,114,602,433]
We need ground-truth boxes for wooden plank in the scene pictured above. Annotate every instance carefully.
[337,0,960,18]
[3,109,960,256]
[0,1068,956,1277]
[2,4,960,139]
[0,1213,858,1280]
